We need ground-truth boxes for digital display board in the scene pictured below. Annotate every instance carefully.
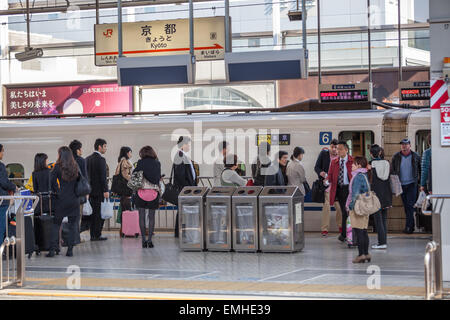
[399,81,430,101]
[256,134,291,146]
[320,90,369,103]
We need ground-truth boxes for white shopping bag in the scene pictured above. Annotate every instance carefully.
[101,199,114,220]
[83,201,93,216]
[415,191,427,208]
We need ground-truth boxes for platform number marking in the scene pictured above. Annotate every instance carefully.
[319,132,332,145]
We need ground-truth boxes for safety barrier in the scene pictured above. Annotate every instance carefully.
[422,194,450,300]
[0,195,39,290]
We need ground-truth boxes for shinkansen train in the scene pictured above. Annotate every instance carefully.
[0,108,431,232]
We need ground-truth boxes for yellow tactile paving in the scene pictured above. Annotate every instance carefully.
[23,276,425,297]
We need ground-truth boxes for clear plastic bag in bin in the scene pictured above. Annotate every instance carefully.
[235,205,255,245]
[263,204,290,246]
[209,205,228,244]
[181,204,201,244]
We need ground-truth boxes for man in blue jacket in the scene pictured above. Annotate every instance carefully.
[391,138,421,234]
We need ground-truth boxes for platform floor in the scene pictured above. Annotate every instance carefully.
[3,231,449,300]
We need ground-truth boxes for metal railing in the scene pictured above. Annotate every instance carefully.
[422,194,450,300]
[1,195,39,290]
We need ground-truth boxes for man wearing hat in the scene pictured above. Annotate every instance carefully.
[391,138,421,234]
[173,136,197,238]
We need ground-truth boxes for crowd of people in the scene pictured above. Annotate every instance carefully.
[0,134,431,262]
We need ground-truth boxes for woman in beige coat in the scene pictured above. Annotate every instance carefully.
[286,147,306,195]
[115,146,133,211]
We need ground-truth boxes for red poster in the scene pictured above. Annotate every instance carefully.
[5,83,133,116]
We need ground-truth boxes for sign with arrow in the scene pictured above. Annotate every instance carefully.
[95,16,227,66]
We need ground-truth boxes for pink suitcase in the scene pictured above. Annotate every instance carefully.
[121,210,141,238]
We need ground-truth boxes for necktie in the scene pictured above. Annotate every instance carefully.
[338,159,345,186]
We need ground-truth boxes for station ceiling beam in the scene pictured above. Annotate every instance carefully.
[1,0,214,16]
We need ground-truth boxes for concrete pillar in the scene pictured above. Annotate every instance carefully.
[272,1,282,50]
[429,0,450,282]
[0,1,9,116]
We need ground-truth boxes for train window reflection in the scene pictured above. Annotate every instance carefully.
[416,130,431,155]
[6,163,25,188]
[338,131,374,159]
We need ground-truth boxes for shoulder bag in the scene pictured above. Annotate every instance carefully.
[162,164,181,205]
[75,167,91,199]
[354,174,381,217]
[127,170,144,191]
[112,161,133,197]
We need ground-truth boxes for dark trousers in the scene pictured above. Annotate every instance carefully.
[401,183,417,230]
[89,197,105,239]
[336,185,349,238]
[373,208,387,245]
[50,216,77,251]
[174,210,179,238]
[354,228,369,256]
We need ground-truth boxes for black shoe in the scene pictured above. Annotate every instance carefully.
[55,248,60,255]
[338,235,346,242]
[403,228,414,234]
[46,250,55,258]
[142,241,148,248]
[66,247,73,257]
[147,241,154,248]
[98,237,108,241]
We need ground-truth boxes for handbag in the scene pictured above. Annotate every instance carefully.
[389,174,403,196]
[311,179,326,203]
[127,170,144,191]
[75,168,91,198]
[162,164,181,205]
[303,181,311,195]
[82,201,93,216]
[112,162,133,197]
[354,174,381,217]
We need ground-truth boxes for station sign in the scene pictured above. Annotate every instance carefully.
[256,134,291,146]
[3,83,133,116]
[399,81,430,101]
[95,16,228,66]
[441,105,450,147]
[318,83,372,103]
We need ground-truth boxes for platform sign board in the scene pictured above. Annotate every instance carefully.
[399,81,430,101]
[319,132,332,145]
[3,83,133,116]
[318,83,372,103]
[95,16,227,66]
[441,105,450,147]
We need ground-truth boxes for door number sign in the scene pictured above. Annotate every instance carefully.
[319,132,332,145]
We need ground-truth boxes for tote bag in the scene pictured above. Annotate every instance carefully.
[354,174,381,217]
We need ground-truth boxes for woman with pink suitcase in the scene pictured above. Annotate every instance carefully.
[131,146,161,248]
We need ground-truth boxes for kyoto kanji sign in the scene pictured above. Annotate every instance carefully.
[95,16,227,66]
[4,83,133,116]
[441,105,450,147]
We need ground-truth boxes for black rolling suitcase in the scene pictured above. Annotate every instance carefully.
[7,215,38,259]
[34,192,55,252]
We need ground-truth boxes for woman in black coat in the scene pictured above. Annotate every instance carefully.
[47,146,80,258]
[32,153,55,216]
[133,146,161,249]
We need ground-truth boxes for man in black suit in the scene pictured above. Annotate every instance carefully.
[173,136,197,238]
[86,138,109,241]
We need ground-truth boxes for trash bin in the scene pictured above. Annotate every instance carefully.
[258,186,304,253]
[178,186,209,251]
[232,186,263,252]
[205,186,236,251]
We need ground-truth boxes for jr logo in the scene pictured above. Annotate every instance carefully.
[103,29,113,38]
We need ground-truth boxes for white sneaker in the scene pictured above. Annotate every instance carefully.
[371,244,387,249]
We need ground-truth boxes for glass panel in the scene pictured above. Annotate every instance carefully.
[235,204,255,246]
[208,204,228,245]
[262,203,290,246]
[181,204,200,245]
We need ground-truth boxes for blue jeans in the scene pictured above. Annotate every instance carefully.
[0,205,8,241]
[401,183,417,230]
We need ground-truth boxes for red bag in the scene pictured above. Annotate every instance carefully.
[246,179,254,186]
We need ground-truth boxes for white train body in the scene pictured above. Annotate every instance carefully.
[0,108,430,232]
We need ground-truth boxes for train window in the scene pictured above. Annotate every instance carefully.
[6,163,25,188]
[416,130,431,155]
[338,131,374,159]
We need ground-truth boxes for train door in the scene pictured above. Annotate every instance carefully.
[6,163,25,188]
[338,131,375,159]
[415,130,431,156]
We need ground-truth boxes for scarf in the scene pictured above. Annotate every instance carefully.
[346,168,368,211]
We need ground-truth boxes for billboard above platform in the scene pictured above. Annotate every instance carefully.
[3,83,133,116]
[95,16,227,66]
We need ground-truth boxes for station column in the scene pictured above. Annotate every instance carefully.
[430,0,450,281]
